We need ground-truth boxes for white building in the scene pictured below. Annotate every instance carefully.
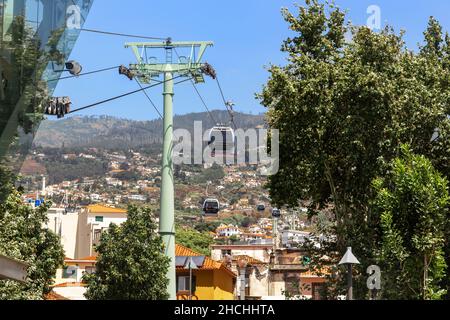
[105,177,123,187]
[44,204,127,259]
[281,230,311,248]
[78,204,128,258]
[129,194,147,202]
[45,207,80,259]
[216,224,242,238]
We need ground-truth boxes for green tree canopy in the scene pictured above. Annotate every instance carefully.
[84,206,169,300]
[372,146,449,300]
[260,0,450,299]
[0,190,64,300]
[176,227,214,256]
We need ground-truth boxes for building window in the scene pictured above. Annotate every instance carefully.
[95,216,104,222]
[177,276,196,293]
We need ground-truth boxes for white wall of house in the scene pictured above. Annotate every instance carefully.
[45,207,80,259]
[248,266,270,297]
[87,214,127,230]
[53,287,87,300]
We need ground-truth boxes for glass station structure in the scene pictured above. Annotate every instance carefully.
[0,0,94,171]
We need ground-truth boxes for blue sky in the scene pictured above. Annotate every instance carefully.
[53,0,450,121]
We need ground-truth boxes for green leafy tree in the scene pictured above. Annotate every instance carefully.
[83,206,169,300]
[260,0,450,299]
[372,146,449,300]
[176,227,214,256]
[0,188,64,300]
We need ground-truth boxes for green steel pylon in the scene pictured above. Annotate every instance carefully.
[125,39,213,300]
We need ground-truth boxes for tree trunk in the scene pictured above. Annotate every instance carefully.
[423,254,428,300]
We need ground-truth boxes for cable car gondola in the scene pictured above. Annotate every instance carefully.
[257,204,266,212]
[272,208,281,218]
[208,125,235,159]
[203,198,220,216]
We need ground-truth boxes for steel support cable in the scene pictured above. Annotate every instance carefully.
[172,48,218,125]
[214,75,250,164]
[47,65,121,82]
[79,28,167,41]
[135,79,163,119]
[215,76,238,130]
[190,79,218,125]
[216,76,228,106]
[68,74,185,114]
[136,78,194,143]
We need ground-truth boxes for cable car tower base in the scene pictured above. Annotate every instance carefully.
[125,39,213,300]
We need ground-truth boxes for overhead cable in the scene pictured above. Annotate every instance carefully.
[68,74,185,114]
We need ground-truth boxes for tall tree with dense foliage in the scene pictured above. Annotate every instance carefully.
[260,0,450,299]
[84,206,170,300]
[176,227,214,256]
[372,146,449,300]
[0,189,64,300]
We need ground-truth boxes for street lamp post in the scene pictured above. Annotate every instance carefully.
[338,247,360,300]
[184,257,198,301]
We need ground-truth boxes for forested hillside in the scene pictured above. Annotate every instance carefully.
[32,111,265,149]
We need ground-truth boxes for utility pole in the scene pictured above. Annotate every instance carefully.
[125,39,213,300]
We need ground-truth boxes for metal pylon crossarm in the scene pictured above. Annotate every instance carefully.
[125,41,214,84]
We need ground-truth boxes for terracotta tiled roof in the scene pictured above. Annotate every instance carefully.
[175,244,236,278]
[86,204,127,214]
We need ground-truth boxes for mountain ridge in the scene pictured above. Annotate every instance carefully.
[33,111,266,149]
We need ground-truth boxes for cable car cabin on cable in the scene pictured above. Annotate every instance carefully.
[203,199,220,216]
[272,208,281,218]
[208,125,235,159]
